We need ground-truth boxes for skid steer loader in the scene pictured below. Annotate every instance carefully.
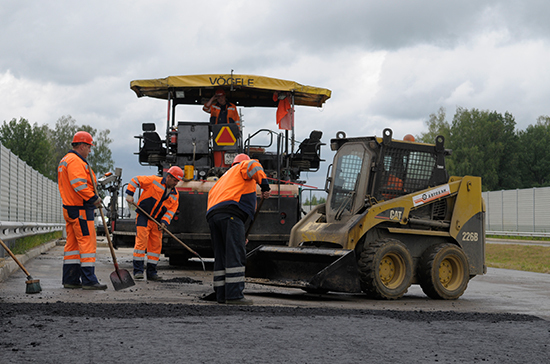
[246,128,486,300]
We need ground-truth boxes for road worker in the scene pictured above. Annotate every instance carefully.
[202,88,240,125]
[382,173,404,200]
[125,166,183,280]
[206,153,271,305]
[57,131,107,290]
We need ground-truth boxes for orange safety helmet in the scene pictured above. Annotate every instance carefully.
[215,89,226,96]
[232,153,250,166]
[72,131,94,146]
[167,166,184,181]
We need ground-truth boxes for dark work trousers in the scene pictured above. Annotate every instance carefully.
[207,212,247,303]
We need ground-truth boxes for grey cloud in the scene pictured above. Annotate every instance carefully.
[4,1,550,87]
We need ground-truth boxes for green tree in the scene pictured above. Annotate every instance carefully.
[1,115,114,181]
[448,108,518,191]
[417,107,455,173]
[0,118,56,179]
[53,115,114,177]
[517,116,550,187]
[51,115,79,167]
[417,107,451,144]
[84,127,114,176]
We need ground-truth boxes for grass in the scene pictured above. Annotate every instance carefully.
[9,231,62,255]
[486,243,550,274]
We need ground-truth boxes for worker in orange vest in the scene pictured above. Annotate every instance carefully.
[206,154,271,305]
[125,166,183,280]
[382,174,404,200]
[203,88,240,125]
[57,131,106,290]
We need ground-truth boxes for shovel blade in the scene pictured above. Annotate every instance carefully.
[110,269,135,291]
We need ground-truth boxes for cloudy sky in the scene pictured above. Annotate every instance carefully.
[1,0,550,189]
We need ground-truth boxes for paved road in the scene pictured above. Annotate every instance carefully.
[1,239,550,319]
[1,240,549,363]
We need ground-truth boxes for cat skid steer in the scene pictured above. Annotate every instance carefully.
[246,129,486,300]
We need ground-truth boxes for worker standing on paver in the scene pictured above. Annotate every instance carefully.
[206,154,271,305]
[57,131,107,290]
[125,166,183,280]
[202,88,240,125]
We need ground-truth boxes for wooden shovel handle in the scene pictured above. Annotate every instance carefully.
[90,169,119,268]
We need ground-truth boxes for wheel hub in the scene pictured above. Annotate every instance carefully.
[439,259,453,287]
[378,253,405,288]
[379,257,395,285]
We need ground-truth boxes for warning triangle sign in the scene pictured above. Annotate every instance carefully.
[215,126,237,146]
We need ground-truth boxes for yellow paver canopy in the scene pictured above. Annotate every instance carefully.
[130,74,331,108]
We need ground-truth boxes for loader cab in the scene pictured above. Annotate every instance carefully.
[326,141,373,222]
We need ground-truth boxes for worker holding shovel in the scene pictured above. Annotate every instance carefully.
[125,166,183,280]
[206,154,270,305]
[57,131,106,290]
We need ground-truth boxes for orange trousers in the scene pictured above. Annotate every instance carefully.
[133,219,162,275]
[62,207,99,286]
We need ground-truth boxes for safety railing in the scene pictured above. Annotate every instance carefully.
[0,221,64,241]
[0,142,64,258]
[486,231,550,238]
[0,221,64,258]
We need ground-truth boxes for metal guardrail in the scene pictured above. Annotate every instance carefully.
[486,231,550,238]
[0,221,64,241]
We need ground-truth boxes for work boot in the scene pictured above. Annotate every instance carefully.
[147,274,162,281]
[226,298,253,305]
[134,272,144,279]
[63,283,82,289]
[82,283,108,290]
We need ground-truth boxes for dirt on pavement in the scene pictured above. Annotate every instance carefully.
[0,302,548,363]
[0,241,549,363]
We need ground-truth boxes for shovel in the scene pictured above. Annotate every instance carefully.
[128,200,206,271]
[200,197,265,301]
[91,171,135,291]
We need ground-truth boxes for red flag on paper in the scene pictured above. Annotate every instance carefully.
[274,92,294,130]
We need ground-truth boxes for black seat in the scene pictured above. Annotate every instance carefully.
[292,130,324,171]
[139,131,165,164]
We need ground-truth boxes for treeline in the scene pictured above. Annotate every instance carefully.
[304,196,326,205]
[0,115,113,181]
[417,107,550,191]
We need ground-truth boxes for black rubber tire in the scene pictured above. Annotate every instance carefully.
[358,238,413,300]
[418,243,469,300]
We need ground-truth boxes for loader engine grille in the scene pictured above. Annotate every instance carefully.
[377,146,437,201]
[431,199,447,220]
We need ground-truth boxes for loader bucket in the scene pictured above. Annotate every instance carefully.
[245,246,362,293]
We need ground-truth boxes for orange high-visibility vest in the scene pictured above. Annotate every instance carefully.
[207,159,268,220]
[126,175,179,227]
[204,102,240,125]
[382,174,404,199]
[57,151,99,207]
